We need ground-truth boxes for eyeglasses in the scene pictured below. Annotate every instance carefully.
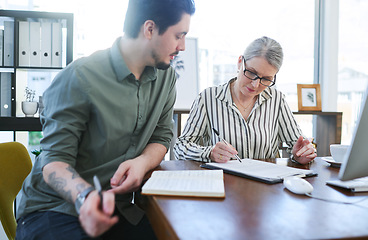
[242,57,276,87]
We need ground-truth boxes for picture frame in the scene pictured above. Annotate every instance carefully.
[297,84,322,111]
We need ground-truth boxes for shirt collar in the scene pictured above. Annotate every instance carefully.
[258,87,272,104]
[215,78,235,104]
[110,37,157,83]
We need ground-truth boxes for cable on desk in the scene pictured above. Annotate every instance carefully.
[305,193,368,206]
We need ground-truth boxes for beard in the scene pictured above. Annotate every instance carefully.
[156,62,171,70]
[151,49,176,70]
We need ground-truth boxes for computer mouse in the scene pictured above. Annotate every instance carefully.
[283,176,314,195]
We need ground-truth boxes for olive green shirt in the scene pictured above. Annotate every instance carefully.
[17,38,176,224]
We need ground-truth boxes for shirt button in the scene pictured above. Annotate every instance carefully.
[138,115,142,119]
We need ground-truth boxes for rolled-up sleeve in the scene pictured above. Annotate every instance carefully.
[39,65,90,168]
[147,69,176,151]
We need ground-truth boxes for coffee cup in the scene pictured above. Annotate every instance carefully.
[330,144,349,163]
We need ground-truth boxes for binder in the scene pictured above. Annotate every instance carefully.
[40,21,52,67]
[1,72,12,116]
[18,21,30,66]
[51,22,62,67]
[3,21,14,67]
[30,21,41,67]
[0,30,3,66]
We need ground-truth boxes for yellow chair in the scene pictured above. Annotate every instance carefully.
[0,142,32,240]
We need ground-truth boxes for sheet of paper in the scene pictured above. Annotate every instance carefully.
[206,159,314,180]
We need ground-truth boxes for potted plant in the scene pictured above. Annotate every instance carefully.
[21,87,39,117]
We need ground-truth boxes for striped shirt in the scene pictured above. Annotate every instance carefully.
[173,78,303,162]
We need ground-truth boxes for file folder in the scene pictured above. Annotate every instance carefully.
[40,21,52,67]
[51,22,62,67]
[0,30,3,66]
[3,21,14,67]
[18,21,30,66]
[30,21,41,67]
[1,72,12,116]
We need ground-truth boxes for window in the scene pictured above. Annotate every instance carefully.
[338,0,368,144]
[188,0,315,137]
[190,0,316,93]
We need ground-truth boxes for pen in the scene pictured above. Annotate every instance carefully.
[212,128,242,163]
[93,175,103,209]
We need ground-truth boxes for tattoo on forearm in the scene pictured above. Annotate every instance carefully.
[66,165,80,179]
[66,166,89,193]
[48,172,73,203]
[76,183,87,193]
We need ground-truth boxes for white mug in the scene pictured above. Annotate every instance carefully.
[330,144,349,163]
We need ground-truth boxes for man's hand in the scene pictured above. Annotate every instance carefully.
[109,143,166,194]
[43,161,118,237]
[79,190,118,237]
[109,159,147,194]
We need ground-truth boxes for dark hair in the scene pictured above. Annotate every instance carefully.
[123,0,196,38]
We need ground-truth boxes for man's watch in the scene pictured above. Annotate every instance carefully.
[75,186,94,214]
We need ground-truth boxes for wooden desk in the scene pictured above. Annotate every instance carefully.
[137,159,368,240]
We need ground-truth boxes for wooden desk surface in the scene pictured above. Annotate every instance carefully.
[137,158,368,240]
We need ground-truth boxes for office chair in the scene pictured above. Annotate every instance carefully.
[0,142,32,240]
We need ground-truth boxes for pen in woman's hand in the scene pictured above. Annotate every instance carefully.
[212,128,242,163]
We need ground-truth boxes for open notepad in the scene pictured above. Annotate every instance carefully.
[201,159,317,184]
[141,170,225,198]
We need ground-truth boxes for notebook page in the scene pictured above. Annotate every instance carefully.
[142,170,225,197]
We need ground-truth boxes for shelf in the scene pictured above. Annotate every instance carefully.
[293,111,342,116]
[0,10,73,138]
[0,117,42,131]
[293,111,342,156]
[173,110,343,157]
[15,66,64,70]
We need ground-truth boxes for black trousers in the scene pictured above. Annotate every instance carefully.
[16,210,157,240]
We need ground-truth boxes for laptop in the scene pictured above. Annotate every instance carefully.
[326,86,368,192]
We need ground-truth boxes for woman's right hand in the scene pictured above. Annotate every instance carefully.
[210,142,238,163]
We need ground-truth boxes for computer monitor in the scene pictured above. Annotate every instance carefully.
[339,87,368,181]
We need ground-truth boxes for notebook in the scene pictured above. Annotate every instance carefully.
[141,170,225,198]
[326,176,368,192]
[201,159,317,184]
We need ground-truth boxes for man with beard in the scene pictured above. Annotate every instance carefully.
[15,0,195,239]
